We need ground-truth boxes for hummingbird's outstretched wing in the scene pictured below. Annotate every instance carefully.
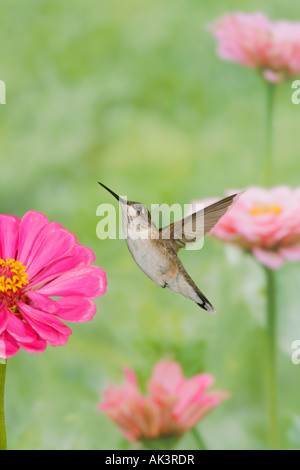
[160,193,238,252]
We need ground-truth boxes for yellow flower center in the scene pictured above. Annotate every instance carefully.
[249,205,282,216]
[0,258,29,313]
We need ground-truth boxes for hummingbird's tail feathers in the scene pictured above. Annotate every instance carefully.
[166,261,216,313]
[195,293,216,314]
[191,280,216,313]
[181,267,216,314]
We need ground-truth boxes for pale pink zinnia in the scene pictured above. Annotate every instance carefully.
[209,12,300,82]
[0,211,107,358]
[99,360,228,442]
[191,186,300,270]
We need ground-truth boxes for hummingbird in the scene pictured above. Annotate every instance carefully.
[98,182,238,313]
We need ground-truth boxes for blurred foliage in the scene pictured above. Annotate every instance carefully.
[1,0,300,449]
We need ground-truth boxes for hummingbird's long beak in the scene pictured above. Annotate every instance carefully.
[98,182,126,204]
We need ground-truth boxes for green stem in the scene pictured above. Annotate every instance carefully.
[191,427,207,450]
[265,268,278,450]
[0,358,7,451]
[261,82,276,187]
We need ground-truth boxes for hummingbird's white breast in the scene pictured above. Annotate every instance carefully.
[121,202,174,287]
[125,235,170,287]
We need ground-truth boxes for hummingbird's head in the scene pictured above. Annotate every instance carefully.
[124,201,151,227]
[98,182,151,230]
[127,202,147,217]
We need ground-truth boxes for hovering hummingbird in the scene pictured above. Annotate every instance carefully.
[98,182,238,313]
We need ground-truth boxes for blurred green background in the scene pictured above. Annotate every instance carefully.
[1,0,300,450]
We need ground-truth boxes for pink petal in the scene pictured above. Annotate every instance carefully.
[18,338,47,354]
[25,223,77,278]
[184,373,214,392]
[279,244,300,261]
[0,215,20,259]
[27,291,58,314]
[175,393,227,431]
[36,265,107,298]
[263,69,285,82]
[149,360,184,394]
[18,303,72,346]
[17,211,49,264]
[29,248,95,287]
[55,296,96,322]
[0,332,20,358]
[72,244,96,265]
[124,367,138,386]
[0,337,7,358]
[0,306,9,335]
[5,312,38,342]
[174,380,201,417]
[252,246,284,269]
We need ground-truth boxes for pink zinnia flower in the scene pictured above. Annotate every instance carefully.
[99,360,228,442]
[209,12,300,82]
[190,186,300,270]
[0,211,107,358]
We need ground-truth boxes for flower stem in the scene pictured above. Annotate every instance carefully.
[191,427,207,450]
[265,268,278,450]
[262,82,276,187]
[0,358,7,451]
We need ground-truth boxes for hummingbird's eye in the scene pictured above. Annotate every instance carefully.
[135,204,142,215]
